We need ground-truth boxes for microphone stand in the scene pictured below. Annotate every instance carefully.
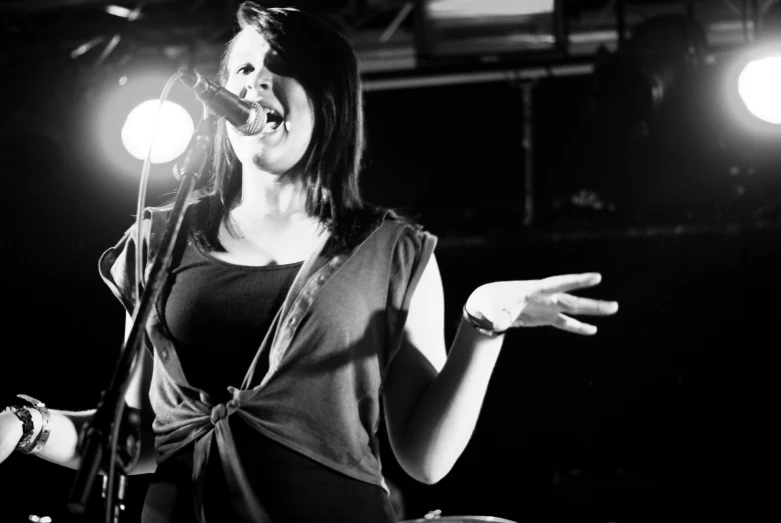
[66,115,217,522]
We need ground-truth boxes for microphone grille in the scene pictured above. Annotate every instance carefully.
[234,102,267,136]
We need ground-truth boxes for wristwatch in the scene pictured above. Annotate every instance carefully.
[13,395,51,454]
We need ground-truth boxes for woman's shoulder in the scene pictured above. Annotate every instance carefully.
[145,194,207,223]
[138,195,213,237]
[117,197,208,259]
[356,205,421,233]
[358,206,437,255]
[378,208,435,240]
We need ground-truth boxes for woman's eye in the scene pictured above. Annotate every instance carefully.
[236,64,255,75]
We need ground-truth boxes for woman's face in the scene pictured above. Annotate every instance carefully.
[224,27,315,176]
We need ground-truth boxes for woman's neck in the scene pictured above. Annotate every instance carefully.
[216,170,325,264]
[232,167,309,224]
[225,169,322,239]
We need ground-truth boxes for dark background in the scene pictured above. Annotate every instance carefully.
[2,2,780,522]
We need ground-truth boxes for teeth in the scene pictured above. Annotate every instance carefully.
[261,117,282,134]
[260,108,284,134]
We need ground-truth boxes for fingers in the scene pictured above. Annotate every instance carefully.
[537,273,603,294]
[554,294,619,316]
[554,314,598,336]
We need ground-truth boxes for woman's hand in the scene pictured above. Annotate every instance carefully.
[0,409,24,464]
[465,272,618,336]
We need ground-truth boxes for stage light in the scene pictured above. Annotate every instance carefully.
[121,99,194,164]
[723,43,781,138]
[719,1,781,137]
[91,67,203,180]
[737,54,781,125]
[416,0,559,62]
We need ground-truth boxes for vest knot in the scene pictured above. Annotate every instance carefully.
[209,401,238,425]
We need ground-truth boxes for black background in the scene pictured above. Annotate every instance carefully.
[2,23,780,523]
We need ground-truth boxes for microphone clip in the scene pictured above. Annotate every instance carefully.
[173,116,217,182]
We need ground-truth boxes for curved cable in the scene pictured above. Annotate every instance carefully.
[106,69,184,523]
[134,70,183,299]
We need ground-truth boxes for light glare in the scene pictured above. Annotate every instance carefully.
[428,0,553,18]
[105,5,133,18]
[738,56,781,125]
[121,99,194,164]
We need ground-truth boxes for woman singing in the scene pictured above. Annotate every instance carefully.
[0,3,618,522]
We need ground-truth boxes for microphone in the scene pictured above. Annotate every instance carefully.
[179,69,267,136]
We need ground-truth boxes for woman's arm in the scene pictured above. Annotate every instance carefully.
[0,408,92,468]
[382,254,618,484]
[0,314,157,474]
[382,254,502,484]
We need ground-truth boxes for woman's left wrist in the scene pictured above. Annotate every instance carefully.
[462,305,507,338]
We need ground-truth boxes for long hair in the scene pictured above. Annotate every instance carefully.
[192,2,378,251]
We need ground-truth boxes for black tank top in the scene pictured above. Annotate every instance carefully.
[163,239,302,402]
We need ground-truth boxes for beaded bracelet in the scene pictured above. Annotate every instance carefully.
[14,395,51,454]
[7,406,35,449]
[462,306,508,338]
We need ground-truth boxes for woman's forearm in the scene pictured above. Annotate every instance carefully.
[7,407,157,474]
[20,408,93,469]
[396,318,504,484]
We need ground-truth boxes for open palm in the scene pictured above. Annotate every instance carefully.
[467,273,619,336]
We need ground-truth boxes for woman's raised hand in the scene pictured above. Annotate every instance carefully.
[466,272,619,336]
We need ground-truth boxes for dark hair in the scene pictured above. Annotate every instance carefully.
[191,2,380,251]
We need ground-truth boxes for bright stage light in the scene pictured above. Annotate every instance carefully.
[120,99,194,163]
[738,55,781,125]
[92,70,203,179]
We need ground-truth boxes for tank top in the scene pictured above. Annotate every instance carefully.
[162,240,302,403]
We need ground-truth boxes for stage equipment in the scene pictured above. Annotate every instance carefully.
[121,99,194,163]
[731,3,781,128]
[400,515,518,522]
[67,66,270,522]
[737,52,781,125]
[415,0,564,65]
[592,13,707,125]
[179,69,268,137]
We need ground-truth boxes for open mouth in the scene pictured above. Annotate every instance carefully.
[263,108,284,133]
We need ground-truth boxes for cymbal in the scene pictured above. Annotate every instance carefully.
[399,517,518,523]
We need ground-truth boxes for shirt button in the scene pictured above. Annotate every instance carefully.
[160,350,168,360]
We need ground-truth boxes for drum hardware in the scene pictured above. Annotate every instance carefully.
[400,512,519,523]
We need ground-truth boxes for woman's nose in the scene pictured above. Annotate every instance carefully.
[247,70,272,92]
